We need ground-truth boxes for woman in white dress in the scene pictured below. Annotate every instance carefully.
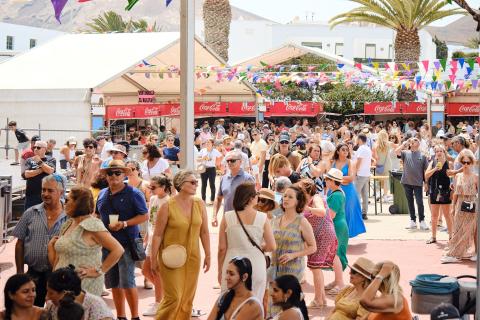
[140,143,171,181]
[218,182,276,300]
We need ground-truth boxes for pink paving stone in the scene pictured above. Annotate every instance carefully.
[0,236,475,319]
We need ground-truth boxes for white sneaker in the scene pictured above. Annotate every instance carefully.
[405,220,417,229]
[441,256,460,264]
[142,302,160,316]
[470,255,477,262]
[419,221,430,230]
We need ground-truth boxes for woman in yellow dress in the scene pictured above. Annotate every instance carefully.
[151,170,211,320]
[327,257,375,320]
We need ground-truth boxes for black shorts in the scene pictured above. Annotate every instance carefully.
[430,192,452,205]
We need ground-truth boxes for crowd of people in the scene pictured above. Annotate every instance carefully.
[1,116,479,320]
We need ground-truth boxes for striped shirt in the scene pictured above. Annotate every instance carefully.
[13,203,67,272]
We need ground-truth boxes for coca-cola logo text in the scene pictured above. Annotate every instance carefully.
[198,103,221,112]
[170,106,180,115]
[241,104,256,112]
[115,108,132,117]
[374,105,396,113]
[144,107,160,116]
[286,104,307,112]
[415,105,427,113]
[459,105,480,114]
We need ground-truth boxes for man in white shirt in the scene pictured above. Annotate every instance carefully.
[354,133,373,220]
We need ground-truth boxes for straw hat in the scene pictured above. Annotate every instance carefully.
[258,188,279,209]
[100,160,131,174]
[109,144,128,156]
[349,257,376,280]
[325,168,343,183]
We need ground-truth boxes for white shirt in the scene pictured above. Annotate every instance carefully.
[199,148,222,167]
[356,144,372,177]
[141,158,169,181]
[100,141,113,160]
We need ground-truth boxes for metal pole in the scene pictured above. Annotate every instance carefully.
[179,0,195,170]
[476,98,480,320]
[5,118,9,160]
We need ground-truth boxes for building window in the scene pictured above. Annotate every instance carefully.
[29,39,37,48]
[301,41,322,49]
[365,43,376,59]
[6,36,14,50]
[388,44,393,60]
[335,43,344,56]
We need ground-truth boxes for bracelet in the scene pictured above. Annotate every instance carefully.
[123,221,128,229]
[375,275,384,281]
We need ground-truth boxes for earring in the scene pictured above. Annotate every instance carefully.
[284,296,288,303]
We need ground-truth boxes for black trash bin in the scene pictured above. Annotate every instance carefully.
[389,170,409,214]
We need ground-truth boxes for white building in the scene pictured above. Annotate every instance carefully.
[196,19,436,65]
[0,22,65,62]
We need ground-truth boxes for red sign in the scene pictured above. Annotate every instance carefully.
[194,102,228,116]
[364,102,401,115]
[447,103,480,116]
[398,102,427,114]
[228,102,256,116]
[266,101,323,117]
[107,105,136,119]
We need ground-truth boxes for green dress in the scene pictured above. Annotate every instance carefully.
[327,189,349,270]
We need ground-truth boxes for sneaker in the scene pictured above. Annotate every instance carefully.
[419,221,430,230]
[405,220,417,229]
[142,302,160,316]
[441,256,460,264]
[10,162,19,166]
[470,255,477,262]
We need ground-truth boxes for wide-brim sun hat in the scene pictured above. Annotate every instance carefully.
[109,144,128,156]
[100,159,132,175]
[258,188,279,209]
[325,168,343,183]
[349,257,376,280]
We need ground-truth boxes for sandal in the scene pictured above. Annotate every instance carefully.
[327,286,342,296]
[426,237,437,244]
[308,300,326,309]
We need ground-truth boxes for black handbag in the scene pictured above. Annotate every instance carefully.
[234,210,271,269]
[461,201,476,213]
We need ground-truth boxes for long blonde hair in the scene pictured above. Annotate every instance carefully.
[376,130,389,153]
[268,153,291,177]
[375,262,403,309]
[433,144,447,164]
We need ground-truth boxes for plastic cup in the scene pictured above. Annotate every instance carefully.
[110,215,119,224]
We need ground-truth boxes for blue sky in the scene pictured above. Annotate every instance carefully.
[229,0,480,26]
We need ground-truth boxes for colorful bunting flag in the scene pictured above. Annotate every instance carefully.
[439,58,447,71]
[125,0,140,11]
[51,0,68,22]
[459,58,465,69]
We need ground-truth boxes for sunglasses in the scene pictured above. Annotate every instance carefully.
[461,161,471,165]
[34,146,44,150]
[268,139,274,142]
[184,180,198,186]
[279,141,289,145]
[106,170,123,176]
[226,159,239,163]
[84,145,95,149]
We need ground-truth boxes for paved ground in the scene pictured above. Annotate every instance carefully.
[0,164,474,319]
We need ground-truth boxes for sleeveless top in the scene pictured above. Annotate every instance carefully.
[54,217,107,296]
[217,295,263,320]
[368,297,412,320]
[272,307,304,320]
[271,215,304,280]
[299,159,324,194]
[428,160,450,195]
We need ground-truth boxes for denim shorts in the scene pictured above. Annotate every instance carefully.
[103,248,136,289]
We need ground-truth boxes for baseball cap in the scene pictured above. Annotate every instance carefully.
[430,303,460,320]
[295,139,305,146]
[279,134,290,143]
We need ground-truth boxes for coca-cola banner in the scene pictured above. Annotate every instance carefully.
[228,102,256,116]
[364,102,401,115]
[194,102,228,116]
[446,103,480,116]
[266,101,323,117]
[106,105,136,119]
[398,102,427,114]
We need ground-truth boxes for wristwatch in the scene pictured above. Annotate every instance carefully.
[37,161,44,166]
[95,266,104,276]
[123,221,128,229]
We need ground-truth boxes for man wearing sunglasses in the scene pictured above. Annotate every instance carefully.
[22,141,56,210]
[212,151,254,227]
[95,160,148,320]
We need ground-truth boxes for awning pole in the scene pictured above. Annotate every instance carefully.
[179,0,195,170]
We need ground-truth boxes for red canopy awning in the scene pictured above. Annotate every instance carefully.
[364,102,427,115]
[106,101,323,119]
[446,103,480,116]
[398,102,427,114]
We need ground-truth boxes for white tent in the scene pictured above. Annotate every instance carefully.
[0,32,256,145]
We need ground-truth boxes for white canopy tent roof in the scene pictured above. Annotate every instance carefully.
[0,32,256,101]
[235,42,376,74]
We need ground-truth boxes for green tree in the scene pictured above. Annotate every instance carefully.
[433,36,448,59]
[203,0,232,61]
[467,36,480,49]
[85,11,160,33]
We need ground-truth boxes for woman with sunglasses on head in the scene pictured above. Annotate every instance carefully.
[331,143,365,239]
[270,275,309,320]
[441,149,478,263]
[387,135,401,171]
[151,170,211,319]
[141,175,172,316]
[207,257,263,320]
[218,183,276,301]
[141,143,171,181]
[47,186,124,296]
[76,138,101,187]
[424,145,453,245]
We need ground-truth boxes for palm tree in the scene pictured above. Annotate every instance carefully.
[202,0,232,62]
[329,0,465,63]
[85,11,160,33]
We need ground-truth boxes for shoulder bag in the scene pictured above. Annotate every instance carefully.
[108,191,146,262]
[234,210,270,269]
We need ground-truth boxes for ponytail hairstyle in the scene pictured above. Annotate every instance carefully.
[3,274,35,320]
[274,275,309,320]
[57,291,84,320]
[215,257,253,320]
[150,174,173,195]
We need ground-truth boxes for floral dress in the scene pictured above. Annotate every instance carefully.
[54,217,107,296]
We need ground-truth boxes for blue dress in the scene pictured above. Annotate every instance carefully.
[333,162,366,238]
